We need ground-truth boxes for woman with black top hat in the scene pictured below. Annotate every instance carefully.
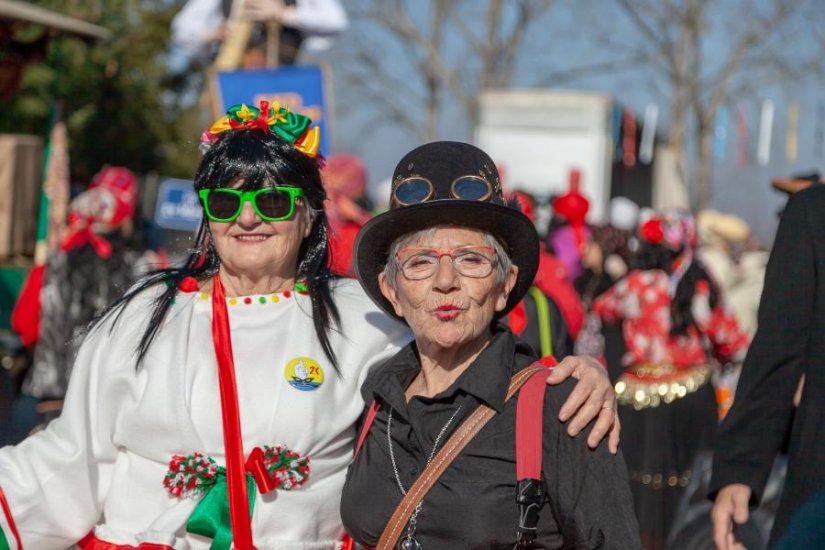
[341,141,640,549]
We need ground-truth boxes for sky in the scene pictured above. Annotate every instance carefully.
[300,0,825,245]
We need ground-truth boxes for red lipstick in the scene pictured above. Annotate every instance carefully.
[434,304,461,321]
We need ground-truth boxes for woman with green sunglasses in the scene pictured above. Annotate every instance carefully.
[0,101,617,549]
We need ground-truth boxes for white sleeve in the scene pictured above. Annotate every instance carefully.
[170,0,225,57]
[283,0,348,35]
[0,311,141,549]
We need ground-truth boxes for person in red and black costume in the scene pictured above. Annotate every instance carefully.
[9,167,143,440]
[593,209,749,550]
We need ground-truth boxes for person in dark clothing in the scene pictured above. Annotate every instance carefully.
[574,224,632,382]
[710,184,825,549]
[343,141,639,549]
[508,190,581,355]
[507,286,573,360]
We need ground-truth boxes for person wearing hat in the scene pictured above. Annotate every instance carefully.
[695,209,751,294]
[9,167,145,440]
[0,109,615,548]
[592,209,749,550]
[341,142,639,548]
[547,170,591,283]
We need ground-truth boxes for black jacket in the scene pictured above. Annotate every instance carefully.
[709,184,825,545]
[342,325,640,549]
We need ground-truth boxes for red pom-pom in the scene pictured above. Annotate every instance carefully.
[538,355,557,368]
[178,276,199,293]
[640,218,665,245]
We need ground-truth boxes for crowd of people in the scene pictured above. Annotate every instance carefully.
[0,102,620,549]
[319,143,817,550]
[0,97,821,549]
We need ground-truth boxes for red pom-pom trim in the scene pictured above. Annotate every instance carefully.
[178,276,199,293]
[640,218,665,245]
[538,355,557,368]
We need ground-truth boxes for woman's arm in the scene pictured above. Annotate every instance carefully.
[543,381,642,549]
[0,310,138,548]
[547,355,620,454]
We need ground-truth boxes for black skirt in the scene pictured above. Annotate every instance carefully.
[618,376,718,550]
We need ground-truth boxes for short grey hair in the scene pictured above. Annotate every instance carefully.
[383,226,513,291]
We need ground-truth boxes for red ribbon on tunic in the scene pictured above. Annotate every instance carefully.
[211,274,256,549]
[0,485,22,550]
[244,447,279,495]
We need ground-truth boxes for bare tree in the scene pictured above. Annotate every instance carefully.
[603,0,825,210]
[336,0,555,141]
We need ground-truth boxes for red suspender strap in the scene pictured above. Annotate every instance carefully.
[0,485,22,550]
[211,275,255,549]
[517,356,556,479]
[516,369,549,480]
[515,356,554,548]
[354,400,381,458]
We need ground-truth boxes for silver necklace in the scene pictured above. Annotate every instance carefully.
[387,404,463,550]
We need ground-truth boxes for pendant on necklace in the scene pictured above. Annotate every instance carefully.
[399,537,422,550]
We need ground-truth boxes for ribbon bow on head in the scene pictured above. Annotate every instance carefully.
[199,100,321,158]
[638,209,696,252]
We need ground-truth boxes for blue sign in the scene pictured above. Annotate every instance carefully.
[216,65,329,156]
[154,178,202,232]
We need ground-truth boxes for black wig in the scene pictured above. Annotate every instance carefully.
[630,241,719,337]
[95,129,340,369]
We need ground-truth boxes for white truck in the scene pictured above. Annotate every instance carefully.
[474,89,687,224]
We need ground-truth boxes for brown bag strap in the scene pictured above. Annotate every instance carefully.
[376,363,548,550]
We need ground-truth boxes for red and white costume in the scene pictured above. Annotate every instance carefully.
[0,279,409,549]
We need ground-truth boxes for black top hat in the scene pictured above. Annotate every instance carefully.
[353,141,539,324]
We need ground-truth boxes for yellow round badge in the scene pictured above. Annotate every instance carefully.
[285,357,324,391]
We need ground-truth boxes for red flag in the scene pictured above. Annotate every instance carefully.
[622,108,637,167]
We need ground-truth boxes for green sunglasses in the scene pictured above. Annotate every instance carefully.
[198,187,305,222]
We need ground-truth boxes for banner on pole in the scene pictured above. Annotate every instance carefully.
[786,100,799,162]
[215,65,330,156]
[757,100,774,166]
[639,103,658,165]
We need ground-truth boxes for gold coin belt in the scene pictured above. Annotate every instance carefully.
[614,364,711,410]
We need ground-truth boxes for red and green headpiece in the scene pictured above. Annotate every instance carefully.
[199,100,321,158]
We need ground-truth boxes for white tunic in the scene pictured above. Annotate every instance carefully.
[0,278,410,549]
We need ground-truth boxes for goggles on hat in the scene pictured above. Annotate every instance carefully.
[392,175,493,206]
[199,186,304,222]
